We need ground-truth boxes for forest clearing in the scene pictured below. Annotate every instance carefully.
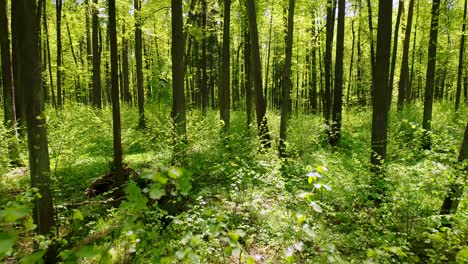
[0,0,468,263]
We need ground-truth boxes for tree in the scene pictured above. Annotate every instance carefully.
[324,0,336,129]
[279,0,295,157]
[56,0,63,107]
[135,0,145,127]
[310,11,318,114]
[19,0,56,261]
[171,0,187,143]
[108,0,124,185]
[220,0,231,133]
[330,0,345,146]
[397,0,415,111]
[455,0,467,111]
[440,122,468,215]
[122,24,131,104]
[388,0,403,110]
[0,0,19,163]
[92,0,102,109]
[11,0,24,126]
[422,0,441,150]
[369,0,392,202]
[246,0,271,148]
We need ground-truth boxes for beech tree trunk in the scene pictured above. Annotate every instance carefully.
[19,0,56,261]
[220,0,231,132]
[388,0,403,110]
[455,0,467,111]
[324,0,336,128]
[397,0,415,111]
[422,0,441,150]
[246,0,271,148]
[279,0,295,157]
[122,24,131,104]
[135,0,145,127]
[330,0,345,146]
[56,0,63,107]
[92,0,101,108]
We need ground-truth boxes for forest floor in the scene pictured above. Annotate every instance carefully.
[0,101,467,263]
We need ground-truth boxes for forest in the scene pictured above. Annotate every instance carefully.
[0,0,468,263]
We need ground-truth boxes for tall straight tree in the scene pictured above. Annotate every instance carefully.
[11,0,24,126]
[370,0,392,201]
[0,0,19,163]
[122,24,131,103]
[243,15,253,128]
[135,0,145,127]
[422,0,441,150]
[246,0,271,148]
[108,0,124,185]
[397,0,415,111]
[56,0,63,107]
[310,11,318,114]
[92,0,101,108]
[19,0,56,261]
[201,0,208,113]
[330,0,345,146]
[388,0,403,110]
[455,0,467,111]
[440,122,468,215]
[171,0,187,141]
[279,0,295,157]
[324,0,336,128]
[220,0,231,132]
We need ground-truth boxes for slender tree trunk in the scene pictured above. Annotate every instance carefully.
[440,122,468,215]
[264,7,274,107]
[347,8,356,106]
[370,0,392,203]
[0,0,19,163]
[171,0,187,145]
[220,0,231,132]
[397,0,415,111]
[85,0,92,103]
[244,17,253,128]
[201,0,208,114]
[11,0,24,127]
[366,0,376,86]
[122,24,131,103]
[43,2,56,108]
[108,0,124,184]
[324,0,336,129]
[135,0,145,127]
[279,0,295,157]
[455,0,467,111]
[246,0,271,148]
[422,0,441,150]
[92,0,102,108]
[388,0,403,110]
[409,0,420,102]
[19,0,56,261]
[56,0,63,107]
[310,12,318,114]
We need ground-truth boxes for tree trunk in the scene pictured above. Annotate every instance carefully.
[409,0,420,102]
[366,0,376,87]
[324,0,336,129]
[0,0,19,163]
[370,0,392,203]
[56,0,63,107]
[243,16,253,128]
[279,0,295,157]
[422,0,441,150]
[122,24,131,104]
[310,12,318,114]
[201,0,208,114]
[171,0,187,143]
[440,122,468,215]
[11,0,24,127]
[108,0,124,184]
[397,0,415,111]
[246,0,271,148]
[265,8,274,107]
[220,0,231,133]
[346,7,356,106]
[43,2,56,108]
[388,0,403,111]
[330,0,345,146]
[135,0,145,127]
[92,0,102,108]
[455,0,467,111]
[19,0,56,261]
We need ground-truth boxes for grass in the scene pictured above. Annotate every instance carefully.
[0,101,467,263]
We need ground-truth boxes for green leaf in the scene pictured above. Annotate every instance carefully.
[0,232,17,257]
[310,202,323,213]
[149,185,166,200]
[72,209,84,222]
[168,168,182,179]
[21,250,45,264]
[456,246,468,263]
[247,256,255,264]
[75,246,102,258]
[0,205,29,222]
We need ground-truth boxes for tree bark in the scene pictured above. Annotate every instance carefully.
[11,0,24,127]
[201,0,208,114]
[108,0,124,184]
[366,0,376,87]
[220,0,231,132]
[0,0,19,163]
[92,0,102,108]
[171,0,187,142]
[397,0,415,111]
[279,0,295,157]
[122,24,131,104]
[310,12,318,114]
[330,0,345,146]
[56,0,63,107]
[388,0,403,111]
[324,0,336,128]
[370,0,392,203]
[422,0,441,150]
[246,0,271,148]
[455,0,467,111]
[243,16,253,128]
[135,0,145,127]
[19,0,56,261]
